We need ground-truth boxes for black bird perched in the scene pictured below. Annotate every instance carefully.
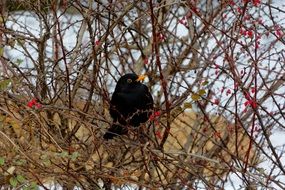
[103,73,153,140]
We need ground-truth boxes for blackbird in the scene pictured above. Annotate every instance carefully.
[103,73,153,139]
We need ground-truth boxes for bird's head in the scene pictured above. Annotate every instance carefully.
[115,73,146,92]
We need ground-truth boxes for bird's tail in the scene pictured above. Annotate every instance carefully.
[103,124,128,140]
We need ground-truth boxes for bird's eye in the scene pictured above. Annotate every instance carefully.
[127,79,132,83]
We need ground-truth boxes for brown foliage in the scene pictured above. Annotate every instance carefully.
[0,96,258,189]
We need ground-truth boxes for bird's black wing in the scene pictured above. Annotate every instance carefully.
[109,92,120,122]
[128,85,153,126]
[143,85,154,109]
[105,82,153,139]
[109,91,136,122]
[105,91,137,140]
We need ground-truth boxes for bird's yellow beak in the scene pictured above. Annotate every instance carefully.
[136,74,146,82]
